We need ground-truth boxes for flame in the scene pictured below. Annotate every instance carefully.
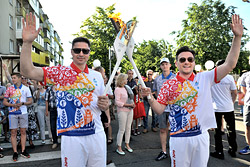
[108,12,124,29]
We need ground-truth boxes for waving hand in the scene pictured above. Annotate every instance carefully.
[22,13,41,43]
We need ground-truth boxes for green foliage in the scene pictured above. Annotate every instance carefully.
[74,4,117,73]
[121,39,175,76]
[172,0,250,73]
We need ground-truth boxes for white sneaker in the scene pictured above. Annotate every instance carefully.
[52,143,58,149]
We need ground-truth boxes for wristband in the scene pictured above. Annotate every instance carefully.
[22,102,24,105]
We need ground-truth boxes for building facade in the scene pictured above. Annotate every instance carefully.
[0,0,64,85]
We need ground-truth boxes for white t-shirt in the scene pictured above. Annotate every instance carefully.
[211,75,236,112]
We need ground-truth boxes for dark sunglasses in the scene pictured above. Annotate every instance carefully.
[72,48,90,54]
[179,57,194,63]
[148,74,153,75]
[21,77,27,80]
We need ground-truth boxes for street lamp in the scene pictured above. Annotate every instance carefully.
[195,65,202,72]
[109,47,114,77]
[205,60,214,70]
[93,59,101,68]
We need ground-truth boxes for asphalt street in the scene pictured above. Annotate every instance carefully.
[0,103,249,167]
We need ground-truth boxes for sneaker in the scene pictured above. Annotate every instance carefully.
[21,150,30,158]
[210,151,224,160]
[155,151,167,161]
[131,130,137,136]
[41,140,46,145]
[228,149,236,157]
[239,145,250,155]
[135,129,141,135]
[52,143,58,149]
[13,152,18,161]
[152,127,158,132]
[143,129,148,133]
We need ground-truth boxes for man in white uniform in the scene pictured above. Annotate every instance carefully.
[142,14,243,167]
[19,13,109,167]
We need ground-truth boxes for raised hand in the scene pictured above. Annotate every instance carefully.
[22,12,41,43]
[231,14,244,37]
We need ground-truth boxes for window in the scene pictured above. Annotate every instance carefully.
[9,15,13,29]
[16,16,22,29]
[9,40,14,53]
[16,1,21,13]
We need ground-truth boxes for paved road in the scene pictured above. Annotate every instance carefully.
[0,103,249,167]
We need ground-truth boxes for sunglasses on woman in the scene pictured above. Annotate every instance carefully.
[72,48,90,54]
[178,57,195,63]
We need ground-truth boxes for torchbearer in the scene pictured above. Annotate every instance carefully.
[141,14,243,167]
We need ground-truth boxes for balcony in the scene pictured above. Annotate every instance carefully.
[16,29,22,39]
[15,7,26,17]
[31,52,50,66]
[44,37,51,45]
[32,41,45,52]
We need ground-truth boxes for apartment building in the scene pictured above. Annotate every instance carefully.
[0,0,64,85]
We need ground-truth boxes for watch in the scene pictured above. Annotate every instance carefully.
[22,102,24,105]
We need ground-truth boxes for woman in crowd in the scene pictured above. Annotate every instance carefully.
[115,73,134,155]
[34,83,47,144]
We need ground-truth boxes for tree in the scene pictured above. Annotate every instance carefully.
[74,4,117,72]
[172,0,250,73]
[121,39,175,76]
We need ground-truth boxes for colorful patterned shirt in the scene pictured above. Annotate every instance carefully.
[4,84,32,115]
[157,69,218,137]
[42,63,105,136]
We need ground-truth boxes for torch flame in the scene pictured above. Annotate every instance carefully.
[108,12,124,29]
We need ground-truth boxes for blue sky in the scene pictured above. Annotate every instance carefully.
[39,0,250,66]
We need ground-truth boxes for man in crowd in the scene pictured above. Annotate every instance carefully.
[142,14,243,167]
[239,70,250,154]
[20,13,109,167]
[143,69,157,133]
[45,86,58,149]
[210,59,238,159]
[153,58,176,161]
[3,73,32,161]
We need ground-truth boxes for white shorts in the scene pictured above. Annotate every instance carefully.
[169,131,209,167]
[61,131,106,167]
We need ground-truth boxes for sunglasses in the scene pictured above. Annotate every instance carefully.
[178,57,194,63]
[148,74,153,75]
[72,48,90,54]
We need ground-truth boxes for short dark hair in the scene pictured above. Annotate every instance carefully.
[72,37,90,48]
[11,73,22,78]
[215,59,225,67]
[94,66,104,72]
[127,69,133,74]
[176,46,195,60]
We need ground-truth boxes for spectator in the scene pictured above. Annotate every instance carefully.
[210,59,238,159]
[239,70,250,154]
[143,70,157,133]
[115,73,134,155]
[3,73,32,161]
[45,86,58,149]
[153,58,176,161]
[34,83,47,144]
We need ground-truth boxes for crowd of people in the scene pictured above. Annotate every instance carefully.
[0,12,249,167]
